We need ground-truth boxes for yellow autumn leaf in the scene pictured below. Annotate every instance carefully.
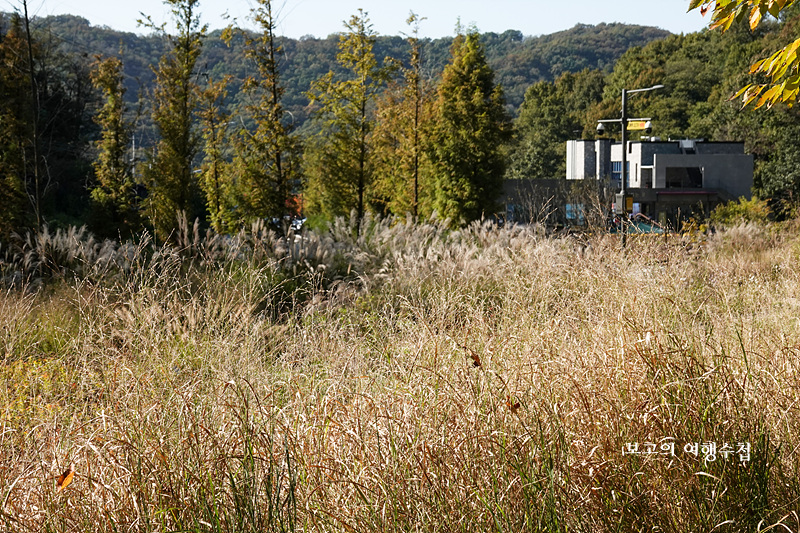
[756,84,782,108]
[749,5,763,29]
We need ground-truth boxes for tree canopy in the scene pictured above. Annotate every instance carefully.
[90,55,139,236]
[139,0,207,241]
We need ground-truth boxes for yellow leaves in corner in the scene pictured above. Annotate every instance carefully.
[691,0,800,108]
[691,0,795,32]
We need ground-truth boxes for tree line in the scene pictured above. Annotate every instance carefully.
[0,0,519,240]
[36,15,667,129]
[3,0,800,242]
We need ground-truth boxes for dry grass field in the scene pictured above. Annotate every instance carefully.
[1,216,800,532]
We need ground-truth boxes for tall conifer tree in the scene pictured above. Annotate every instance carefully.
[373,13,434,218]
[305,10,392,224]
[429,29,511,224]
[197,76,233,233]
[90,55,139,236]
[225,0,300,226]
[140,0,206,241]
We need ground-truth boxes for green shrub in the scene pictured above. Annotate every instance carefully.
[710,197,770,226]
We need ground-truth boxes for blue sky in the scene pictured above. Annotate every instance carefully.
[18,0,710,38]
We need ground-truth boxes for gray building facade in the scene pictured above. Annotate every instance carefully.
[566,139,754,226]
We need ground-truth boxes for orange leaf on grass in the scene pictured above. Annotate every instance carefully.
[56,464,74,492]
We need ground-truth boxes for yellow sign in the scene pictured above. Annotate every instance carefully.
[628,120,649,131]
[614,193,633,214]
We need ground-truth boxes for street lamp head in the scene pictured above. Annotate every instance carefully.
[596,122,606,136]
[627,84,666,95]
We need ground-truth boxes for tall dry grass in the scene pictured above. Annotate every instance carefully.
[1,216,800,532]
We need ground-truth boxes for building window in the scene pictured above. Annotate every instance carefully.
[641,168,653,188]
[666,167,703,188]
[566,203,586,225]
[507,204,524,223]
[611,161,630,186]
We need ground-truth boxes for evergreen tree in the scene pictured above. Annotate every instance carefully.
[140,0,206,241]
[305,10,393,224]
[509,69,604,180]
[0,14,31,237]
[197,76,233,233]
[429,29,511,224]
[90,55,139,237]
[224,0,301,226]
[508,81,569,181]
[373,13,435,218]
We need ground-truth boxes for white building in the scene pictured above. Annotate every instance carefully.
[566,138,753,225]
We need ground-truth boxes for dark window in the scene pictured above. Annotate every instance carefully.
[566,203,586,225]
[666,167,703,188]
[641,168,653,188]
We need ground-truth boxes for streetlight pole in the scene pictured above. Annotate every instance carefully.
[621,88,628,232]
[597,84,664,247]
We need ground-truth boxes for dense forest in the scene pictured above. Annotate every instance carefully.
[37,15,669,125]
[1,0,800,241]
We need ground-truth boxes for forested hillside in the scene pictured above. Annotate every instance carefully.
[33,14,669,125]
